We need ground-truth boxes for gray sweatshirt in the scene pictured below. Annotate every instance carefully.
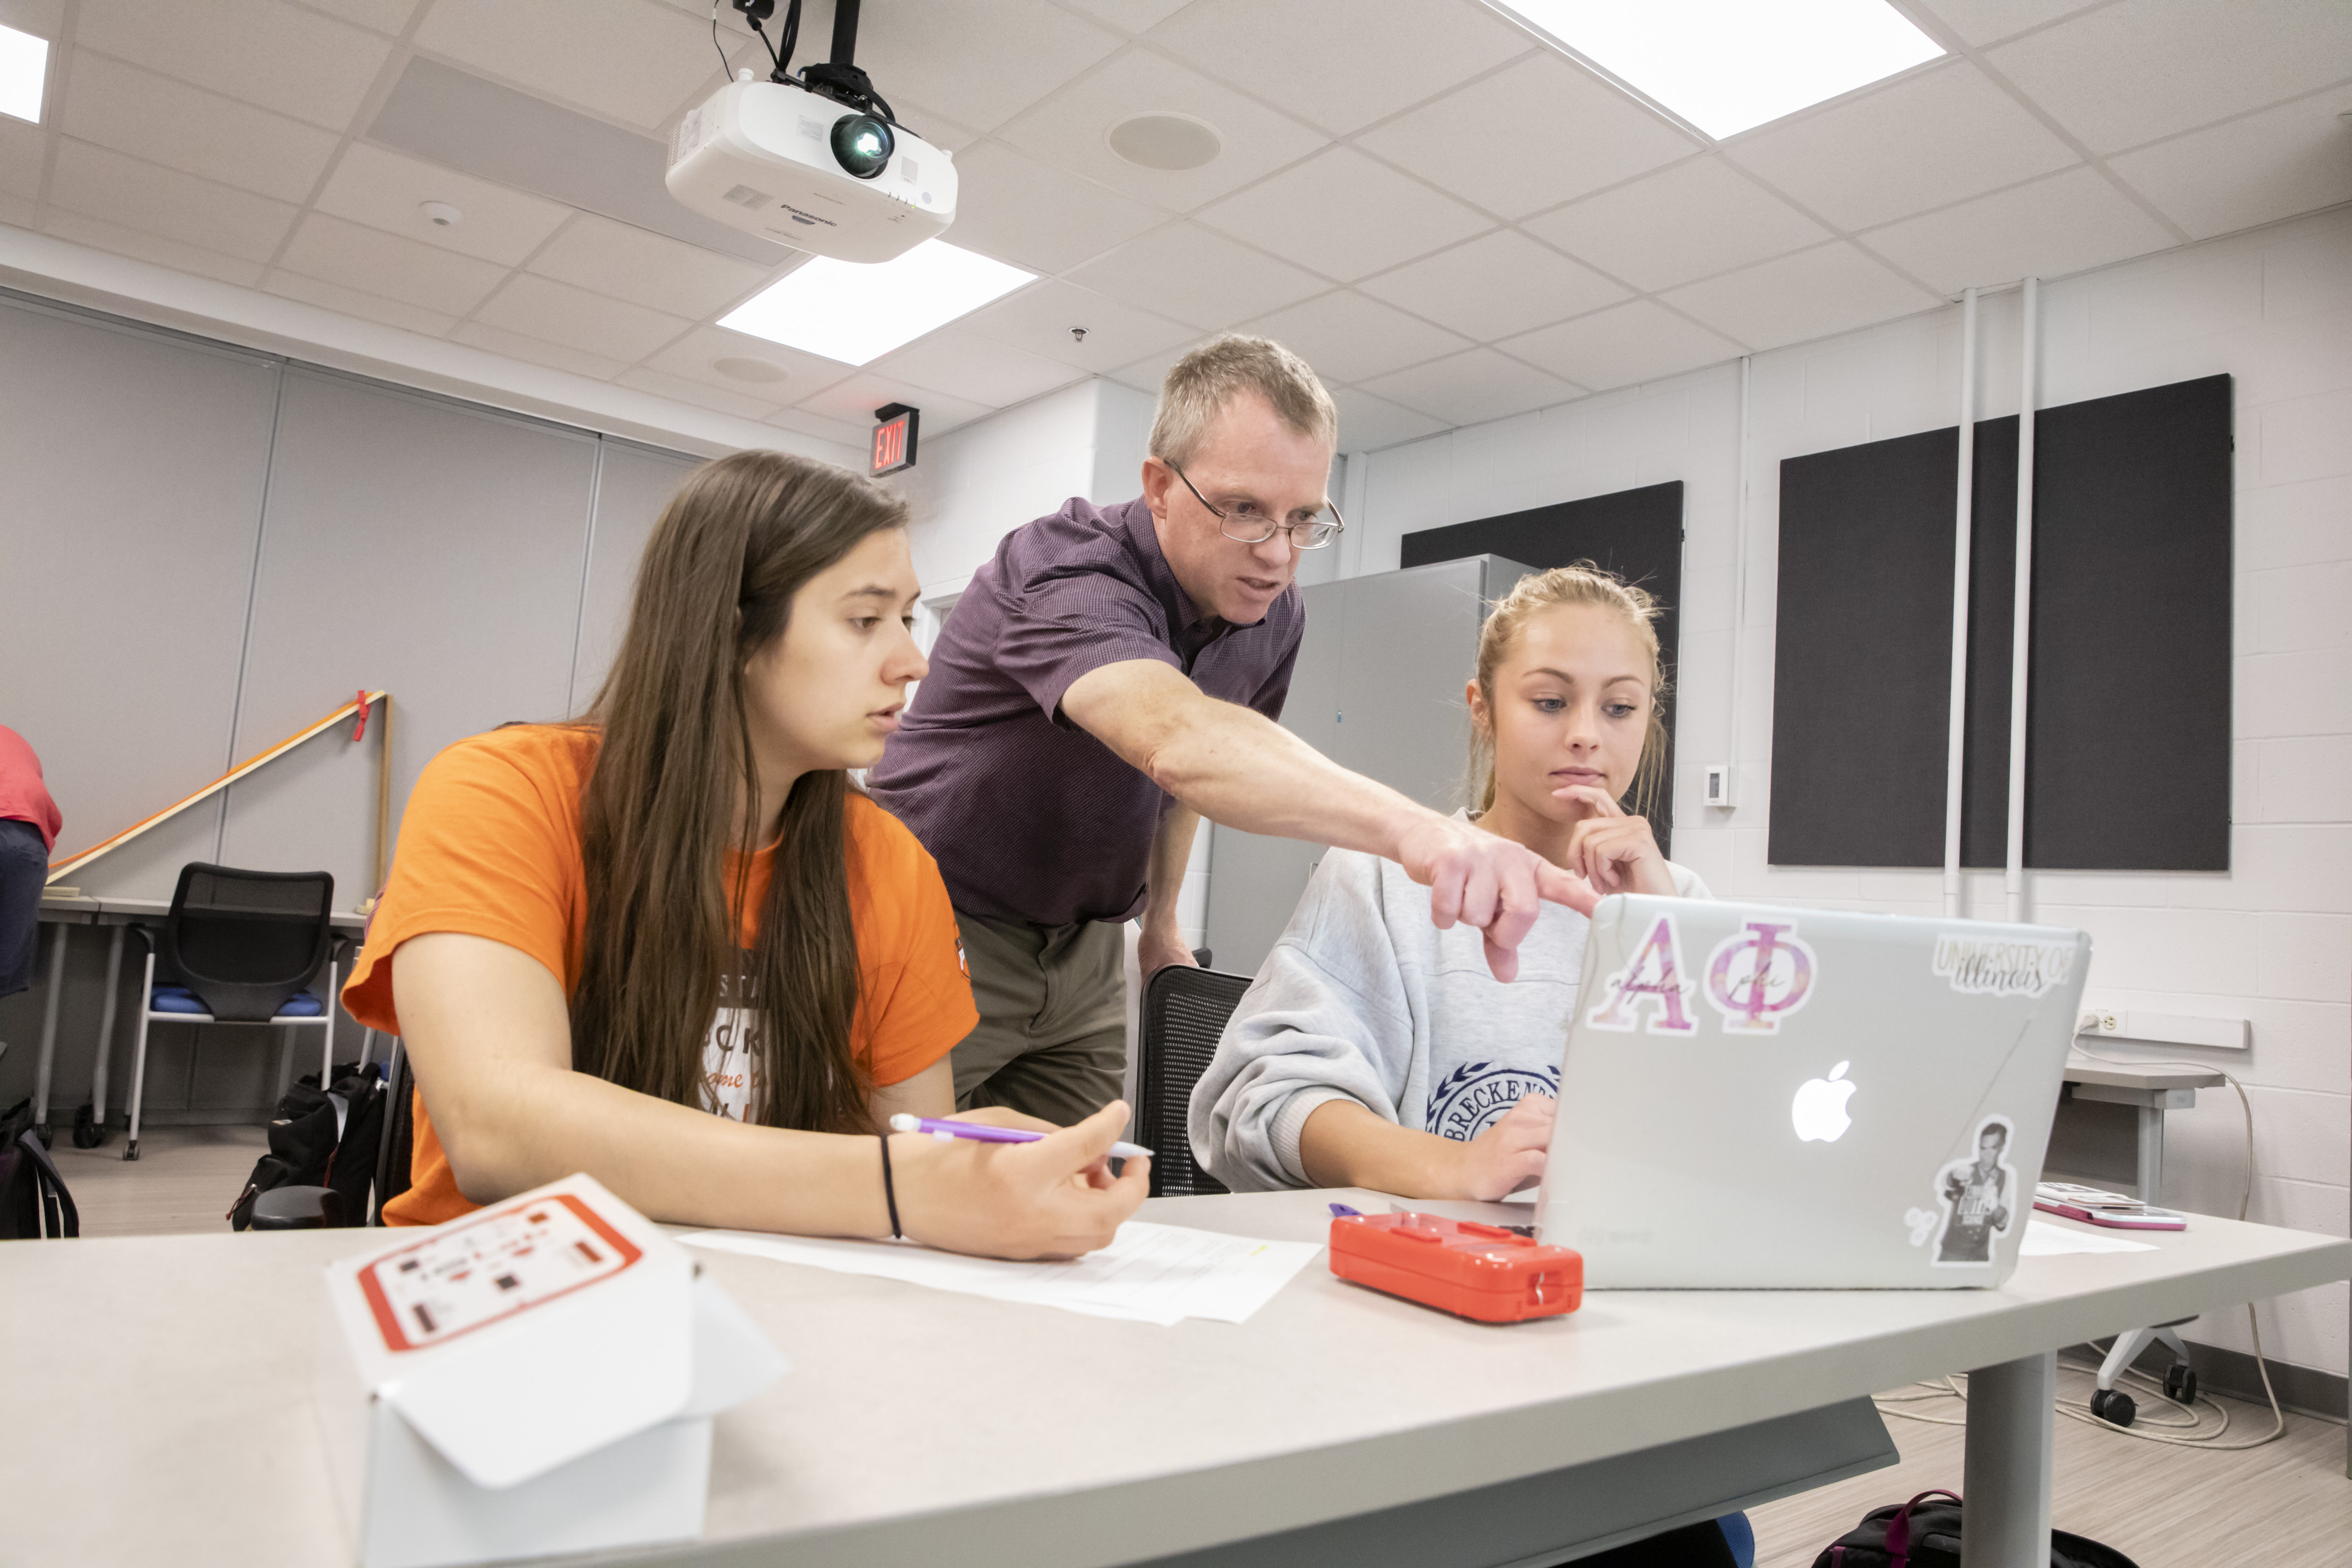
[1189,832,1711,1192]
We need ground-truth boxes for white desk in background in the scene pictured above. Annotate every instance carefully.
[1,1189,2342,1568]
[26,892,370,1143]
[2055,1052,2229,1207]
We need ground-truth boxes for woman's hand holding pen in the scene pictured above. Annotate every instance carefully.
[889,1100,1149,1260]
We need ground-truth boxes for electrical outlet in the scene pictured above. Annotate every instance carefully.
[2095,1010,2121,1034]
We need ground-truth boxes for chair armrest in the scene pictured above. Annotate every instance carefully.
[248,1185,347,1230]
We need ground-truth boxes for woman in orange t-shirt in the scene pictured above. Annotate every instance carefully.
[344,451,1146,1257]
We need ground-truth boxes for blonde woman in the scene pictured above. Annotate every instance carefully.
[1190,564,1712,1201]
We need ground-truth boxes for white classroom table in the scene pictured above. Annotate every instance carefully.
[1,1189,2344,1568]
[26,891,370,1140]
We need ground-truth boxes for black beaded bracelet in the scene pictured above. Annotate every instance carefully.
[877,1130,903,1239]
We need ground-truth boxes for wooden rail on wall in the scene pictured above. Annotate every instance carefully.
[46,691,393,906]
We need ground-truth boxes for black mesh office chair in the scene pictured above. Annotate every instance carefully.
[1135,964,1252,1198]
[124,865,340,1160]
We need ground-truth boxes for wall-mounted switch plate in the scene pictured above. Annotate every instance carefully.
[1703,764,1734,808]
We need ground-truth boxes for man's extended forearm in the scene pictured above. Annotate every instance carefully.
[1148,699,1436,860]
[1141,801,1201,946]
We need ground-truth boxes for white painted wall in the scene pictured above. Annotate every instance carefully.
[1338,206,2352,1379]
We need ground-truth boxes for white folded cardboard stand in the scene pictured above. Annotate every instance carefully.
[315,1174,785,1568]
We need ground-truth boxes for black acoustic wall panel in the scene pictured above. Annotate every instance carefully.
[1769,374,2232,871]
[1400,481,1684,853]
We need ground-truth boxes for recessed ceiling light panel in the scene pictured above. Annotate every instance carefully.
[1485,0,1943,141]
[0,24,50,125]
[1109,113,1222,171]
[718,240,1033,367]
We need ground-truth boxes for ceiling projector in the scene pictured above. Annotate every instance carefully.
[667,0,954,264]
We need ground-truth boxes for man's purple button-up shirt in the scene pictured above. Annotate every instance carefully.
[867,495,1303,928]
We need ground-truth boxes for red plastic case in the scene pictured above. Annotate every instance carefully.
[1328,1211,1583,1324]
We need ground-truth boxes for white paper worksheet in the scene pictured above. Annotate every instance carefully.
[678,1222,1323,1327]
[2017,1218,2161,1257]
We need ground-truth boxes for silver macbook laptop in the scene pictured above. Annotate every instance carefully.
[1533,894,2089,1289]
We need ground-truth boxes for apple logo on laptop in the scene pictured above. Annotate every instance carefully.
[1791,1061,1856,1143]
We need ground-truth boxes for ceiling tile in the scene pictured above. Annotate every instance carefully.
[449,319,630,380]
[1109,333,1216,394]
[1064,223,1325,331]
[74,0,391,130]
[2106,84,2352,241]
[933,140,1167,275]
[1912,0,2105,46]
[615,365,781,421]
[1329,386,1446,452]
[1660,242,1941,351]
[642,324,853,401]
[0,0,65,40]
[316,142,574,265]
[1361,347,1580,429]
[1196,146,1491,283]
[853,0,1122,133]
[797,371,992,435]
[263,270,459,336]
[962,278,1197,373]
[1727,61,2079,232]
[277,211,510,314]
[412,0,723,133]
[39,208,266,287]
[298,0,421,33]
[763,404,873,450]
[882,97,981,154]
[0,191,32,229]
[1355,53,1699,220]
[57,54,339,205]
[1861,166,2177,294]
[1238,289,1470,384]
[526,214,773,318]
[994,46,1330,214]
[1524,155,1831,292]
[1145,0,1529,137]
[471,273,695,363]
[1988,0,2352,154]
[1058,0,1192,31]
[0,114,42,200]
[48,139,299,263]
[1358,229,1628,342]
[870,326,1089,408]
[1497,299,1744,392]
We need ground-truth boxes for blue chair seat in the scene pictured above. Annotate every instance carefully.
[150,984,323,1018]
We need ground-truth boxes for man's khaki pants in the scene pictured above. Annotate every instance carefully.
[950,910,1127,1126]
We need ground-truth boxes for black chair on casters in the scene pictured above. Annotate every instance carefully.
[1134,960,1252,1198]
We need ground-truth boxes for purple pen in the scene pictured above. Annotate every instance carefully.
[887,1114,1152,1162]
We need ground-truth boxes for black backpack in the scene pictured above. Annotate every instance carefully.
[0,1097,78,1238]
[228,1060,385,1230]
[1815,1490,2141,1568]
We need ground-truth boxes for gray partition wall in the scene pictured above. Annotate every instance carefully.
[0,290,701,1121]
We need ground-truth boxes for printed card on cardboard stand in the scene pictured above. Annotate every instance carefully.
[315,1173,787,1568]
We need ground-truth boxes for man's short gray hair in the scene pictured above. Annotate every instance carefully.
[1149,334,1338,469]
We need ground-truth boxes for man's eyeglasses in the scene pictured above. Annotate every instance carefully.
[1171,463,1345,550]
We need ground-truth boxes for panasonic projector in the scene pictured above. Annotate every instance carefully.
[667,75,956,264]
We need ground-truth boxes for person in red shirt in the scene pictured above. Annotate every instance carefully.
[0,724,61,998]
[344,451,1146,1257]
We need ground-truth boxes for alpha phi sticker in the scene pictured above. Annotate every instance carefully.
[1585,913,1698,1035]
[1424,1060,1561,1142]
[1922,1115,2019,1267]
[1932,934,2074,997]
[1702,920,1816,1034]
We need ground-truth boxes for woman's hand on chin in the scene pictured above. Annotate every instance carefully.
[1447,1092,1555,1202]
[890,1100,1148,1259]
[1552,785,1677,897]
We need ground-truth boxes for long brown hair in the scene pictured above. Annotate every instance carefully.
[1469,562,1672,820]
[572,449,909,1133]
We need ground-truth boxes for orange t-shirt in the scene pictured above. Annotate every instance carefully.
[342,724,976,1226]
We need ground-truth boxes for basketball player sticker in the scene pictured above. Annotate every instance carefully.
[1908,1115,2019,1266]
[1584,913,1698,1035]
[1702,920,1816,1034]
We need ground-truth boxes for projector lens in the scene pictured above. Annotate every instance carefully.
[831,114,894,179]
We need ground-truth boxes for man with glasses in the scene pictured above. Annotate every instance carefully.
[868,335,1590,1125]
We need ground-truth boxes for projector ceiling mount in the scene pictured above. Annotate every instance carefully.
[719,0,900,129]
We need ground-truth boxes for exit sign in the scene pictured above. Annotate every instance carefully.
[871,403,919,476]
